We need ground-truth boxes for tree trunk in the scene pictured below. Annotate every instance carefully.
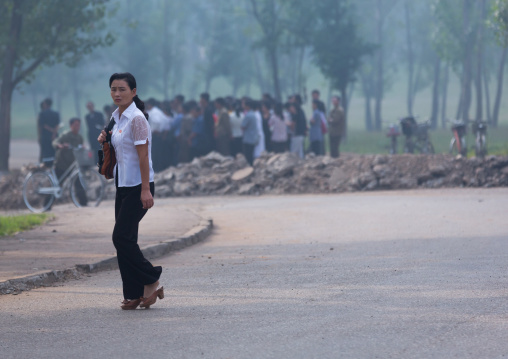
[456,87,463,121]
[492,46,508,128]
[362,74,373,132]
[404,0,414,116]
[374,0,384,131]
[253,51,266,93]
[297,47,306,95]
[0,0,23,171]
[483,65,491,123]
[162,0,171,100]
[340,87,348,140]
[268,47,282,101]
[460,0,473,121]
[430,56,441,129]
[475,0,486,121]
[440,63,449,128]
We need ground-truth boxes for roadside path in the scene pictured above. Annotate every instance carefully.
[0,200,202,282]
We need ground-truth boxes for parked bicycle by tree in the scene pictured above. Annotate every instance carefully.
[400,116,435,154]
[472,120,488,158]
[448,119,468,157]
[385,122,401,155]
[22,146,105,212]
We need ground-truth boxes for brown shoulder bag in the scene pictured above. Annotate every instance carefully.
[98,118,116,180]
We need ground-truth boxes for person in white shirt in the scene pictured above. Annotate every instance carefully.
[228,100,244,157]
[98,72,163,310]
[146,99,172,172]
[253,100,265,159]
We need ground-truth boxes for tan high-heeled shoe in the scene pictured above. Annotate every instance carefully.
[120,298,142,310]
[140,287,164,309]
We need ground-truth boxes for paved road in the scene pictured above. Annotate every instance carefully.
[1,189,507,358]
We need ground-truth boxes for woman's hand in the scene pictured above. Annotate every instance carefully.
[97,130,111,144]
[140,188,154,209]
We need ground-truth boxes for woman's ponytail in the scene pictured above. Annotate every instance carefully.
[133,95,149,120]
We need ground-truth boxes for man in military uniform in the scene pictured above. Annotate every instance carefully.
[328,96,345,158]
[52,118,87,205]
[214,97,232,156]
[38,98,60,165]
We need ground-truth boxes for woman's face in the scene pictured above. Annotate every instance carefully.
[110,79,136,108]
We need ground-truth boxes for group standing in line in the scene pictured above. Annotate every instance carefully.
[37,89,346,174]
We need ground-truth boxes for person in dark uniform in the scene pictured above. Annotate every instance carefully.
[38,98,60,165]
[85,101,105,164]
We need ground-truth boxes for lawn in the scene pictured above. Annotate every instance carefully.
[0,213,53,237]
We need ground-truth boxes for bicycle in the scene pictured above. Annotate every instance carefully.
[385,123,401,154]
[22,146,106,213]
[448,119,467,157]
[400,116,435,154]
[472,120,488,158]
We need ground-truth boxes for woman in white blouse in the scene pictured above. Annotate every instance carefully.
[98,73,164,310]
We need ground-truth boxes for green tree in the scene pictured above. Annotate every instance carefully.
[248,0,289,101]
[311,0,373,134]
[490,0,508,127]
[0,0,114,171]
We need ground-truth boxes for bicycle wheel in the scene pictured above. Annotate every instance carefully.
[459,137,467,156]
[423,141,435,154]
[449,138,457,155]
[22,171,56,213]
[70,168,105,208]
[476,134,487,158]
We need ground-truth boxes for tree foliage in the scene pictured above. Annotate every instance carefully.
[0,0,114,171]
[311,0,374,104]
[0,0,114,87]
[491,0,508,46]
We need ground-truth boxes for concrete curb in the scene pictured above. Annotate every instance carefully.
[0,218,213,295]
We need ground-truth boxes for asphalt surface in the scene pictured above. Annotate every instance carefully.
[1,189,507,359]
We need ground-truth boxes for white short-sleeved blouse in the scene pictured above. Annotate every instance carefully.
[111,101,154,187]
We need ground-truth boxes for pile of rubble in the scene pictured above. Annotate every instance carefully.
[153,151,508,197]
[1,152,507,210]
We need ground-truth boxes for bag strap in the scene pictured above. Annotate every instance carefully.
[104,117,116,143]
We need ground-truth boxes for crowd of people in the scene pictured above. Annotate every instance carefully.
[36,89,346,174]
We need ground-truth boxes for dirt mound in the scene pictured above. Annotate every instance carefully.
[153,151,508,197]
[2,152,507,210]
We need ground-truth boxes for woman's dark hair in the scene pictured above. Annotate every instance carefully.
[294,94,303,106]
[161,100,173,117]
[69,117,81,126]
[274,102,283,119]
[234,100,242,117]
[215,97,226,108]
[261,100,272,111]
[109,72,148,120]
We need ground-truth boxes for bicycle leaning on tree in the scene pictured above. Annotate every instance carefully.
[448,119,468,157]
[472,119,488,158]
[22,146,106,213]
[400,116,435,154]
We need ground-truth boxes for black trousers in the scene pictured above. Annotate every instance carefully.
[310,140,323,155]
[243,143,255,165]
[113,182,161,299]
[329,135,341,158]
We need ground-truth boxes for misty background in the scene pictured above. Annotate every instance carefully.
[3,0,508,166]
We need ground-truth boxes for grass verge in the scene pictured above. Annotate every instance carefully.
[0,213,53,237]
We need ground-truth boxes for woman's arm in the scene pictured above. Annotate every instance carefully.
[136,143,154,209]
